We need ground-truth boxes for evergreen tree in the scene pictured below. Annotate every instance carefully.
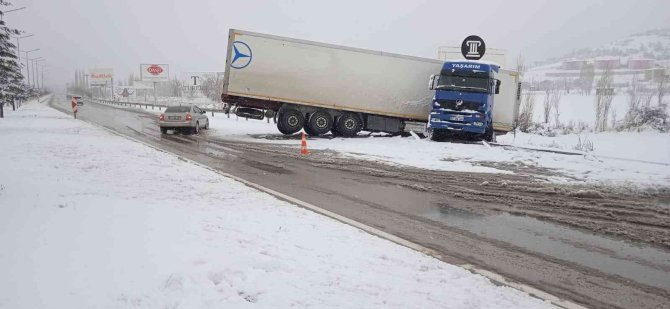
[0,0,25,117]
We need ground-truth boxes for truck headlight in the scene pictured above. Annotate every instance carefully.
[474,122,484,126]
[431,118,440,123]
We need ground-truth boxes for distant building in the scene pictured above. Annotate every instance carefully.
[627,58,655,70]
[562,59,587,70]
[645,68,668,82]
[594,57,621,70]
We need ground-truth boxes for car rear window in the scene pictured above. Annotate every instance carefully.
[165,106,191,113]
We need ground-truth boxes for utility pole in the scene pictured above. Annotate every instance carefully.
[31,58,44,89]
[14,34,34,80]
[23,49,39,88]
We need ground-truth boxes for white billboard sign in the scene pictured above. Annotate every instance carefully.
[180,71,224,96]
[89,68,113,86]
[140,64,170,82]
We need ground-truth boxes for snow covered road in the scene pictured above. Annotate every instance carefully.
[0,101,556,308]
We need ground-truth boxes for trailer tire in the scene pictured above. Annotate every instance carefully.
[306,110,333,136]
[303,122,316,136]
[160,127,168,134]
[336,113,362,137]
[277,108,305,135]
[331,120,341,137]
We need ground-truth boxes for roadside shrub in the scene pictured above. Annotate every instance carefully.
[518,92,535,132]
[573,135,595,152]
[561,121,590,135]
[618,104,669,132]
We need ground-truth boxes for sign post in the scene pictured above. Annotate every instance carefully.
[460,35,486,60]
[140,64,169,107]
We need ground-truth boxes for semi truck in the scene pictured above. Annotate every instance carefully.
[427,62,521,141]
[221,29,520,139]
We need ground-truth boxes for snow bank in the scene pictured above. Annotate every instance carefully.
[0,101,553,308]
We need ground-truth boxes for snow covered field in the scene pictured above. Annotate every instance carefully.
[0,101,554,308]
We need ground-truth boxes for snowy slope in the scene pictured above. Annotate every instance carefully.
[0,101,554,308]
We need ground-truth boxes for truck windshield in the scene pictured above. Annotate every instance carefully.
[436,75,489,93]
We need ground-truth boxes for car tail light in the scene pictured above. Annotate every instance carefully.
[159,113,165,121]
[185,113,192,121]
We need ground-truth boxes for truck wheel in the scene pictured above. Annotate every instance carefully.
[277,108,305,135]
[303,122,316,136]
[331,119,341,137]
[483,123,494,142]
[336,113,362,137]
[427,128,443,141]
[306,110,333,136]
[160,127,168,134]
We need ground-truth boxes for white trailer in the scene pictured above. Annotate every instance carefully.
[222,29,444,136]
[492,69,521,132]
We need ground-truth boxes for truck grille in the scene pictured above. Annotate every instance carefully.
[436,100,483,112]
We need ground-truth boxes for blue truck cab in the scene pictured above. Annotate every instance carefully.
[427,61,501,142]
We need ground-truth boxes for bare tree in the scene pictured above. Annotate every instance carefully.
[594,68,614,131]
[516,53,526,75]
[658,74,667,105]
[552,90,563,128]
[625,77,643,127]
[518,92,535,132]
[168,77,182,97]
[543,85,554,124]
[200,75,225,105]
[578,63,595,95]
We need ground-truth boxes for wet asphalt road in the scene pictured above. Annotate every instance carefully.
[50,98,670,309]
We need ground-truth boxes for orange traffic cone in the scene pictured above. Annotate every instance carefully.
[300,132,310,155]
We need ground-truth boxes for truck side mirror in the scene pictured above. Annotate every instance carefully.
[429,74,439,90]
[495,79,501,94]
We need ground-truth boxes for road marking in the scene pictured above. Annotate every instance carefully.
[46,98,587,309]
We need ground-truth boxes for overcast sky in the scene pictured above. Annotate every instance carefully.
[7,0,670,90]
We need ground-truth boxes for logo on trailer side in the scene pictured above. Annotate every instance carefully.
[231,41,253,69]
[460,35,486,60]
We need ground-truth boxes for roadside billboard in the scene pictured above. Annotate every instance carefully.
[89,68,113,86]
[180,71,224,97]
[140,64,170,82]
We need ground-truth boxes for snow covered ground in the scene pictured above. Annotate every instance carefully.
[203,113,670,187]
[92,99,670,187]
[0,101,554,308]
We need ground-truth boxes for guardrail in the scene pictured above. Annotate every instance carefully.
[89,98,228,115]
